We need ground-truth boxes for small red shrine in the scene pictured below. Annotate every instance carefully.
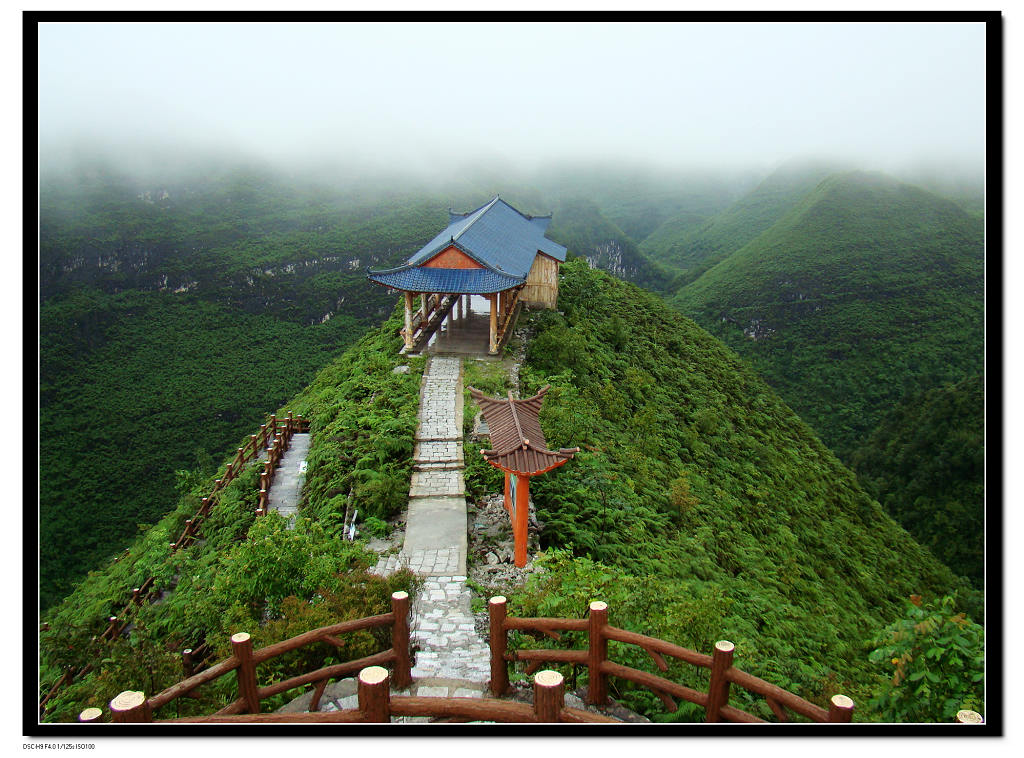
[469,385,579,567]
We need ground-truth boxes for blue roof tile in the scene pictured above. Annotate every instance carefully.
[367,267,525,294]
[368,196,566,293]
[408,197,566,275]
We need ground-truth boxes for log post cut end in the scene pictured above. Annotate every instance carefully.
[391,591,412,689]
[357,666,391,722]
[78,707,103,722]
[109,690,148,723]
[534,669,565,722]
[587,600,609,706]
[488,596,510,697]
[956,709,984,724]
[828,694,855,722]
[705,639,735,723]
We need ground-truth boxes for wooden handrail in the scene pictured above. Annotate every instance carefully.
[125,593,411,720]
[257,650,396,700]
[40,411,314,714]
[162,669,617,724]
[725,667,829,722]
[603,626,714,670]
[251,613,393,663]
[489,597,854,723]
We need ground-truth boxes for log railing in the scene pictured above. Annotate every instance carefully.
[39,411,311,715]
[402,293,459,353]
[487,597,855,724]
[102,591,412,722]
[495,286,523,348]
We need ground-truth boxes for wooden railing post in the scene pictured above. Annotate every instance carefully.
[586,601,608,706]
[828,694,855,723]
[489,596,510,696]
[534,670,565,722]
[182,648,194,678]
[357,666,391,722]
[78,707,102,722]
[705,640,735,722]
[109,690,151,723]
[231,632,260,714]
[956,709,983,724]
[391,591,411,689]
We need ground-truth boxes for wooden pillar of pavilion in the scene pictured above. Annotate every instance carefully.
[488,294,498,355]
[469,386,579,567]
[403,292,415,350]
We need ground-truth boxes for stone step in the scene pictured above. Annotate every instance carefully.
[413,462,463,472]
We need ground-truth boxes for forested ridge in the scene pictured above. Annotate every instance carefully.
[39,308,423,722]
[465,260,981,721]
[669,170,983,460]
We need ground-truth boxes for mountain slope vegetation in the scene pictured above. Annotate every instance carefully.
[468,260,976,720]
[670,171,984,462]
[849,375,984,586]
[642,159,842,278]
[38,162,445,607]
[545,198,673,291]
[39,309,422,721]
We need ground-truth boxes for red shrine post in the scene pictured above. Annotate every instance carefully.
[469,386,579,567]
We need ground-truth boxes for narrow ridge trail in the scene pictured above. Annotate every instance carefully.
[372,355,492,699]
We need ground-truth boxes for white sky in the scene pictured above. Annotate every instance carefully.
[37,20,986,172]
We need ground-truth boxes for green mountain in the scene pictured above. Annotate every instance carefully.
[484,260,974,719]
[531,163,747,243]
[670,170,984,462]
[849,375,984,586]
[643,160,842,278]
[545,198,673,291]
[38,162,446,608]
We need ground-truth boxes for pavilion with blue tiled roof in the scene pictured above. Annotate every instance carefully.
[367,196,567,354]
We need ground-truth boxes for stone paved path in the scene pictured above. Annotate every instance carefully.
[265,432,310,528]
[371,355,492,697]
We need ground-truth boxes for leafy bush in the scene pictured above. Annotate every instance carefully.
[867,596,984,722]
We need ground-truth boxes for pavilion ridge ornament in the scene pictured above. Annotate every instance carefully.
[469,385,578,567]
[367,196,566,354]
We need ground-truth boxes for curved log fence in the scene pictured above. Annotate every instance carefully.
[100,591,412,723]
[487,597,856,724]
[39,411,310,716]
[89,590,614,725]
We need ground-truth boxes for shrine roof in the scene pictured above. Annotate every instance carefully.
[366,266,524,294]
[367,196,566,294]
[469,385,579,477]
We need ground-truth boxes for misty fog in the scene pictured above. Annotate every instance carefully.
[37,20,986,187]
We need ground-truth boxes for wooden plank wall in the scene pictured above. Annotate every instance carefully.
[521,254,559,309]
